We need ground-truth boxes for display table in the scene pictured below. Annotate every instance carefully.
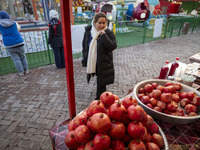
[49,118,200,150]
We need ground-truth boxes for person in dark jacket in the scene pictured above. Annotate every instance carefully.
[0,10,29,76]
[48,10,65,69]
[82,12,117,100]
[22,0,34,21]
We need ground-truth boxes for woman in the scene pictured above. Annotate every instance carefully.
[0,10,29,76]
[48,10,65,69]
[82,12,117,100]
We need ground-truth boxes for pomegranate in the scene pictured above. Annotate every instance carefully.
[109,121,126,140]
[100,91,115,107]
[156,85,164,93]
[109,101,127,122]
[140,95,150,104]
[127,104,145,122]
[145,132,152,143]
[173,83,181,91]
[146,142,160,150]
[73,114,87,129]
[65,130,80,149]
[77,144,85,150]
[160,93,173,103]
[74,125,91,143]
[88,113,111,133]
[86,100,106,119]
[153,106,162,112]
[148,122,159,135]
[128,139,146,150]
[149,98,158,106]
[179,92,187,99]
[68,120,75,131]
[176,108,185,116]
[152,90,162,99]
[186,91,195,101]
[167,101,178,112]
[172,94,180,103]
[164,86,176,93]
[143,115,154,129]
[110,140,126,150]
[192,96,200,106]
[157,101,166,110]
[121,113,132,126]
[138,93,145,100]
[140,127,148,142]
[184,104,197,114]
[151,133,164,148]
[113,94,120,100]
[139,87,145,93]
[146,103,153,109]
[188,112,198,116]
[144,84,153,93]
[165,82,173,87]
[122,133,132,144]
[84,141,95,150]
[93,133,111,150]
[127,121,146,139]
[152,82,158,89]
[122,96,138,109]
[180,98,191,107]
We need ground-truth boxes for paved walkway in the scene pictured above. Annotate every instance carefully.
[0,31,200,150]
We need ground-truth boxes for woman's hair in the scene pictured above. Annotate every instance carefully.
[93,12,108,23]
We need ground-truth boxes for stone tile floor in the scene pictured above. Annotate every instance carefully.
[0,31,200,150]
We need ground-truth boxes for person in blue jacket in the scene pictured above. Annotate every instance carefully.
[0,10,29,76]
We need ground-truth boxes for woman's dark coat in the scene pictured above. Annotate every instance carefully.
[82,25,117,87]
[48,22,63,48]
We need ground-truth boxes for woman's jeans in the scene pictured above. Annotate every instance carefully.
[53,47,65,68]
[7,45,28,73]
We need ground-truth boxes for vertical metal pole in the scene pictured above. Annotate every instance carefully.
[143,22,147,44]
[60,0,76,119]
[69,0,74,25]
[32,0,39,20]
[45,31,52,64]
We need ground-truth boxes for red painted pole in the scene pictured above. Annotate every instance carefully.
[32,0,39,21]
[60,0,76,119]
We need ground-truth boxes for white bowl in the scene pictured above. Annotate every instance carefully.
[133,79,200,124]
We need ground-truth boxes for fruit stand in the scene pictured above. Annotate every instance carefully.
[49,79,200,149]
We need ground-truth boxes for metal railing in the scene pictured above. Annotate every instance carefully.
[0,17,200,76]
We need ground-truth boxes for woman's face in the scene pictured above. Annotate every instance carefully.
[95,17,107,31]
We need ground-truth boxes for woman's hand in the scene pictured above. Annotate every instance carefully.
[99,30,105,35]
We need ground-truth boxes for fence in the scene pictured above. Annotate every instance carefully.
[0,17,200,76]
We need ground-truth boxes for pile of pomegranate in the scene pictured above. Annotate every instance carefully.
[137,81,200,116]
[65,92,165,150]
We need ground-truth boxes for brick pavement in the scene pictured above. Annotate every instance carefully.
[0,31,200,150]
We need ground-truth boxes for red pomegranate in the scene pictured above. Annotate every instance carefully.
[122,95,138,109]
[100,91,115,107]
[88,113,111,133]
[68,120,75,131]
[93,133,111,150]
[73,114,87,129]
[121,112,132,126]
[149,98,158,106]
[65,130,80,149]
[157,101,166,110]
[86,100,106,119]
[148,122,159,135]
[173,83,181,91]
[113,94,120,100]
[160,93,173,103]
[108,121,126,140]
[152,89,162,99]
[109,101,127,122]
[144,115,154,129]
[74,125,91,143]
[151,133,164,148]
[156,85,164,93]
[152,82,158,89]
[128,139,146,150]
[146,142,160,150]
[127,104,145,122]
[77,144,85,150]
[140,95,150,104]
[110,140,126,150]
[127,121,146,139]
[192,96,200,106]
[186,91,195,100]
[144,84,153,93]
[84,141,95,150]
[164,86,176,93]
[184,104,197,114]
[180,98,191,107]
[167,101,178,112]
[172,94,180,103]
[122,133,132,144]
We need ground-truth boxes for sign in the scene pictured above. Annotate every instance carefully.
[153,18,163,38]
